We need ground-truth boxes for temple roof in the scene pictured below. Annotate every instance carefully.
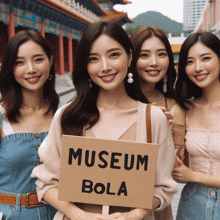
[96,0,131,5]
[100,9,133,24]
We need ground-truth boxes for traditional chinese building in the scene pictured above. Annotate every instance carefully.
[0,0,132,75]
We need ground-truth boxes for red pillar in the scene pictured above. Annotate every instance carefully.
[59,30,64,75]
[41,23,45,38]
[8,13,15,40]
[68,33,73,73]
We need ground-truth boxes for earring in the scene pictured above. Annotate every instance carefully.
[48,75,52,80]
[127,72,134,83]
[89,78,92,88]
[163,75,167,93]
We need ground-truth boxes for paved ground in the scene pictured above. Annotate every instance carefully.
[171,183,185,219]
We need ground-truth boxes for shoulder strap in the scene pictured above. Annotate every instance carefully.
[146,104,152,143]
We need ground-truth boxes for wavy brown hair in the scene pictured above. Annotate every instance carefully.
[130,26,176,99]
[61,20,148,136]
[0,29,59,122]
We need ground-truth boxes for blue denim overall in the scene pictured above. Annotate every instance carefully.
[0,109,56,220]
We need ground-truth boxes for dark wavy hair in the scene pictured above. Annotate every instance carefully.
[130,26,177,99]
[0,29,59,122]
[61,20,148,136]
[175,32,220,110]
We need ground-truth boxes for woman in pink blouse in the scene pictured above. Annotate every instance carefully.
[32,20,177,220]
[173,32,220,219]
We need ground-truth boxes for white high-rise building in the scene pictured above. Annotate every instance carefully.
[183,0,208,33]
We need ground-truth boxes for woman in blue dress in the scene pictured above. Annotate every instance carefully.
[0,29,59,219]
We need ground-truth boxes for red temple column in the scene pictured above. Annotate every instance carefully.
[8,13,15,40]
[41,23,45,38]
[68,33,73,73]
[59,29,64,75]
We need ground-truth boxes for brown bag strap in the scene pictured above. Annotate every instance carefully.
[146,104,152,143]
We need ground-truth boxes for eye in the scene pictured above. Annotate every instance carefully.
[88,56,98,63]
[202,56,211,61]
[35,57,44,62]
[186,59,193,65]
[139,53,149,58]
[158,52,167,57]
[110,52,120,58]
[14,60,24,66]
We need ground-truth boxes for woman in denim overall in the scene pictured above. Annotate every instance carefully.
[0,29,59,219]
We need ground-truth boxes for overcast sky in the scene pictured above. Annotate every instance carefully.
[114,0,183,23]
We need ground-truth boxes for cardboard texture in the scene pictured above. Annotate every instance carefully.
[59,135,158,209]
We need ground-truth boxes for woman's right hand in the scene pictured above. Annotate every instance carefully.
[68,208,110,220]
[152,102,173,128]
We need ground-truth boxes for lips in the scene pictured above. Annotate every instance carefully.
[25,76,41,84]
[195,73,208,81]
[99,72,118,82]
[145,70,161,76]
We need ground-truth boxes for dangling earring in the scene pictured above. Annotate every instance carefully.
[127,72,134,83]
[89,78,92,88]
[48,75,52,80]
[163,75,167,93]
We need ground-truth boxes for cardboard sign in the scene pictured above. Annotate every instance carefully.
[58,135,158,209]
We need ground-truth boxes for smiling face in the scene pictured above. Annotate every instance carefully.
[13,40,52,94]
[136,36,169,87]
[87,34,132,92]
[185,41,220,89]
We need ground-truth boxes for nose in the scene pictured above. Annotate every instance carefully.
[101,58,111,73]
[27,61,36,74]
[195,60,202,73]
[150,55,157,67]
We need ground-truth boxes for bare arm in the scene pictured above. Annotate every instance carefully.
[172,157,220,188]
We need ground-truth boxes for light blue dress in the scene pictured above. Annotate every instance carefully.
[0,107,56,220]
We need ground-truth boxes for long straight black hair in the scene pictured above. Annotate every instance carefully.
[0,29,59,122]
[175,32,220,110]
[61,20,148,136]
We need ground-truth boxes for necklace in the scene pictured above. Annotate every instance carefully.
[22,100,48,112]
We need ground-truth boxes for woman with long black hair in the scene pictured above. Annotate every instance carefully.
[32,20,177,220]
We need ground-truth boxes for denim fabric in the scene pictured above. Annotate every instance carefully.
[0,112,56,219]
[176,182,220,220]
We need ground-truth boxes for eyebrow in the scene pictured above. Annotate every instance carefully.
[187,53,212,59]
[16,54,45,59]
[89,47,122,56]
[140,49,167,52]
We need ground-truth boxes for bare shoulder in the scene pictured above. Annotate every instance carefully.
[166,98,176,111]
[172,104,186,126]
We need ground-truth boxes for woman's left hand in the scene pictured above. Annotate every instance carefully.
[107,208,152,220]
[172,156,194,183]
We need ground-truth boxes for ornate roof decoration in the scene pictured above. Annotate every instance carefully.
[99,9,133,24]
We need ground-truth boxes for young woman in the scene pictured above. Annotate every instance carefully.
[32,20,177,220]
[130,26,177,112]
[130,26,181,220]
[172,32,220,220]
[0,29,59,219]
